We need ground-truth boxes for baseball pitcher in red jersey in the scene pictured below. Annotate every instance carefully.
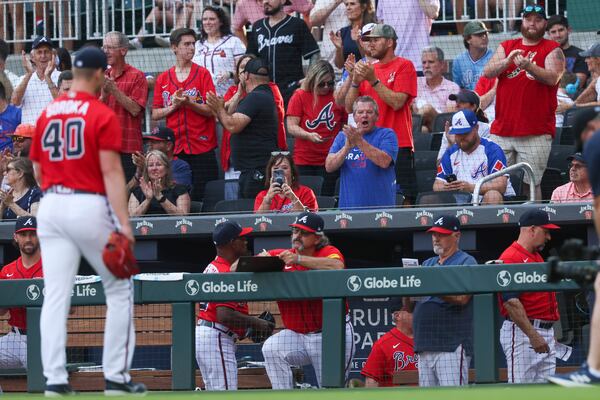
[362,299,418,387]
[261,211,355,389]
[497,209,560,384]
[195,220,274,390]
[0,217,42,369]
[30,47,145,396]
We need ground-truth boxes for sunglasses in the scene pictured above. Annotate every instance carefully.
[522,5,544,14]
[317,80,335,88]
[11,136,27,143]
[271,151,290,156]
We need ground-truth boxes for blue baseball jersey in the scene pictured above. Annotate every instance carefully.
[452,49,493,90]
[437,138,515,196]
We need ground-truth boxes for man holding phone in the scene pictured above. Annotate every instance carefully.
[433,109,514,205]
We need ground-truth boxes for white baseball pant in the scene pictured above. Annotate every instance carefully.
[500,320,556,383]
[0,329,27,368]
[38,193,136,385]
[195,323,238,390]
[262,320,355,389]
[418,344,471,386]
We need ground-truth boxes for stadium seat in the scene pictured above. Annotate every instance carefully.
[189,201,203,214]
[560,126,575,145]
[414,151,438,171]
[214,199,255,213]
[415,170,437,194]
[300,175,324,196]
[202,180,226,212]
[416,191,471,206]
[540,168,567,201]
[547,145,575,173]
[413,133,433,151]
[563,106,598,127]
[316,196,336,210]
[412,114,423,135]
[432,112,454,133]
[396,193,405,206]
[431,132,443,151]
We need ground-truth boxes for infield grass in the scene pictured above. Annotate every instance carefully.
[1,385,599,400]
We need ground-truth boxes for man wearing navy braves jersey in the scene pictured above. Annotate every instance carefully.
[498,209,560,384]
[0,216,42,369]
[434,109,514,205]
[196,221,274,390]
[246,0,320,104]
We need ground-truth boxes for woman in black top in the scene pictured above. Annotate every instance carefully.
[128,150,191,216]
[0,157,41,220]
[329,0,376,69]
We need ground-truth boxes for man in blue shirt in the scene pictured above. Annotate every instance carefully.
[0,82,20,152]
[406,215,476,387]
[452,21,493,90]
[326,96,398,209]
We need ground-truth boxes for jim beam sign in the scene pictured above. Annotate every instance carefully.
[497,207,515,223]
[579,204,593,220]
[254,216,273,232]
[375,211,393,228]
[455,208,474,225]
[175,218,193,234]
[334,212,353,229]
[415,210,433,226]
[136,220,153,235]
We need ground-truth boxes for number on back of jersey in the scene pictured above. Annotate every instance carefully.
[42,118,86,161]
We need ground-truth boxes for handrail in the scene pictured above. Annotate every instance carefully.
[472,162,536,206]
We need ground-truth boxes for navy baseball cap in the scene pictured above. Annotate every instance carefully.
[522,4,546,19]
[518,209,560,229]
[213,221,252,246]
[144,126,175,143]
[15,216,37,233]
[427,215,461,235]
[32,36,52,50]
[449,109,478,135]
[567,152,586,164]
[73,47,108,71]
[449,90,480,108]
[290,212,324,234]
[244,58,269,77]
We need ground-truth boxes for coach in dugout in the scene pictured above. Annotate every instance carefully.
[261,211,355,389]
[498,209,560,384]
[405,215,475,387]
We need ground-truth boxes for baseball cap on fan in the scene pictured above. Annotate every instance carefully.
[360,23,378,37]
[244,58,269,77]
[32,36,52,50]
[427,215,461,235]
[362,24,398,40]
[73,47,108,71]
[449,109,478,135]
[463,21,489,37]
[521,4,546,19]
[449,90,481,108]
[15,216,37,233]
[518,209,560,229]
[290,211,324,234]
[144,126,175,143]
[579,43,600,58]
[212,221,253,246]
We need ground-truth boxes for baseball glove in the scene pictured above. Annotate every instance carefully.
[102,231,140,279]
[246,311,275,343]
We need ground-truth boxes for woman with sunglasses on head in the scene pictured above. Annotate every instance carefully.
[0,157,41,220]
[287,60,346,196]
[254,153,318,213]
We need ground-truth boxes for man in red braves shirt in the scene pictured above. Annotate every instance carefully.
[261,211,355,389]
[31,47,142,396]
[483,5,565,201]
[344,24,418,204]
[0,216,42,369]
[196,220,274,390]
[362,299,418,387]
[497,209,560,384]
[152,28,218,201]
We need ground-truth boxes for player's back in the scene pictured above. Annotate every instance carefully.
[31,92,122,195]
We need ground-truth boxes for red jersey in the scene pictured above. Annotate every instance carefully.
[497,241,559,321]
[196,256,249,337]
[491,38,560,138]
[254,185,318,212]
[286,89,346,166]
[0,257,43,329]
[104,64,148,153]
[30,91,122,194]
[152,64,217,155]
[361,328,418,387]
[358,57,417,149]
[219,84,287,172]
[474,75,496,97]
[268,246,344,334]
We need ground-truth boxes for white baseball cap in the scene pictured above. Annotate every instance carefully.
[449,109,478,135]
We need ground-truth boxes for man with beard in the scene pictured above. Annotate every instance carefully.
[405,215,475,387]
[344,24,418,204]
[196,221,274,390]
[262,211,354,389]
[498,209,560,383]
[483,5,565,201]
[326,96,398,209]
[546,15,589,88]
[433,109,514,205]
[246,0,320,105]
[0,216,42,369]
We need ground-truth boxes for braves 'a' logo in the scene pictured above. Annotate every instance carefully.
[305,102,336,131]
[471,162,487,180]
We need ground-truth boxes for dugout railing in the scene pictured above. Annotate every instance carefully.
[0,262,586,392]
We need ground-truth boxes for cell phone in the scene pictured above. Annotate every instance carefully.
[445,174,457,183]
[272,169,285,186]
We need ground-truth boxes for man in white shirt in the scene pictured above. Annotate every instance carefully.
[10,36,60,124]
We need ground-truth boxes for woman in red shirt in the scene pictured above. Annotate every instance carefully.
[254,153,318,213]
[286,60,346,196]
